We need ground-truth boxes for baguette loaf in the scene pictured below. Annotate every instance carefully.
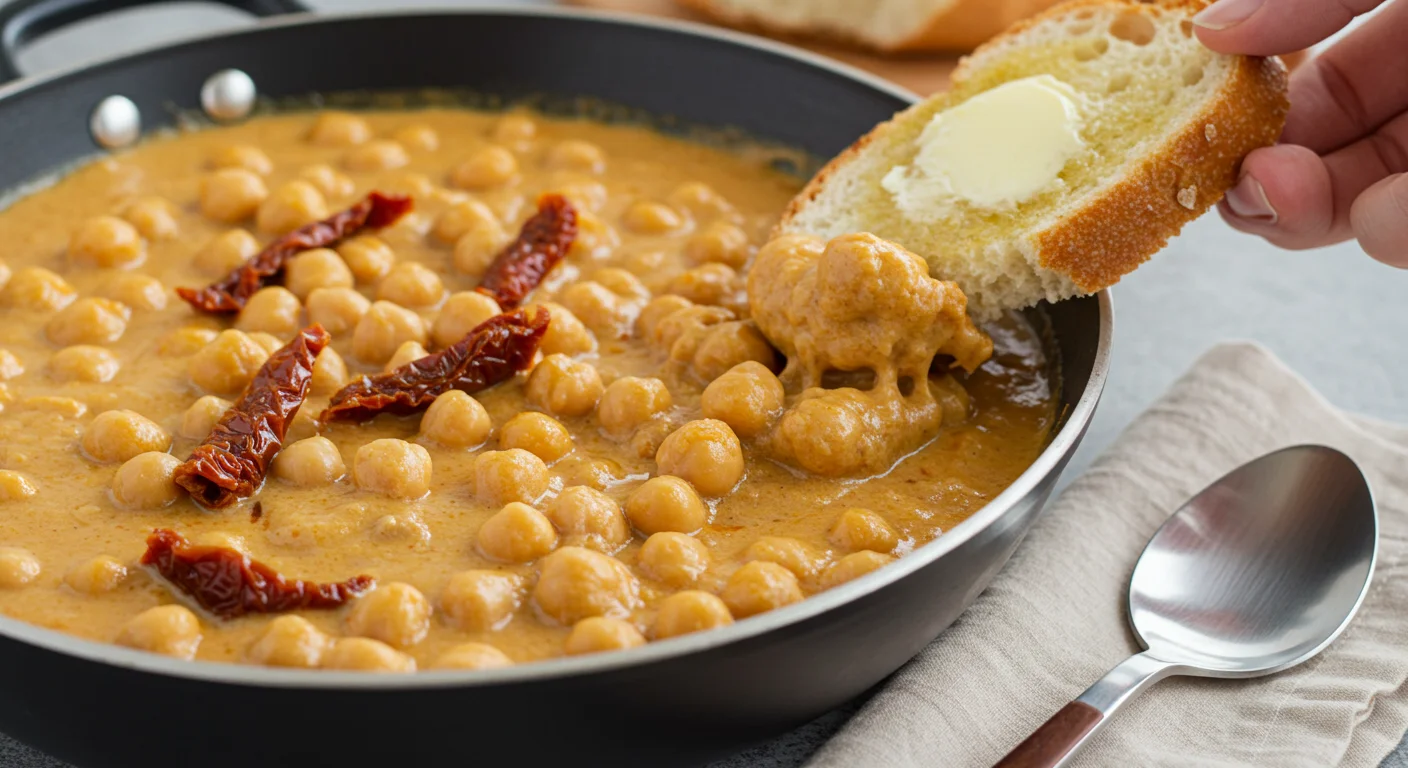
[778,0,1290,321]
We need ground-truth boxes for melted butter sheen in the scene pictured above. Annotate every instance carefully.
[0,108,1054,669]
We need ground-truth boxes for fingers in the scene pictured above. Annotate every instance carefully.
[1281,0,1408,153]
[1351,174,1408,265]
[1193,0,1391,57]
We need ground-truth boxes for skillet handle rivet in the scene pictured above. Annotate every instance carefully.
[202,69,257,123]
[89,95,141,150]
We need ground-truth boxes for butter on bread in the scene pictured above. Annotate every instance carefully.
[678,0,1066,53]
[777,0,1289,321]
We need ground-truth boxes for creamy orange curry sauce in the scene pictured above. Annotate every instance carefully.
[0,108,1054,671]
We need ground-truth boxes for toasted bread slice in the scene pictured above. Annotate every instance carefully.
[777,0,1289,321]
[678,0,1066,53]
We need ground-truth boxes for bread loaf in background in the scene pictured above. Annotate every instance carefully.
[677,0,1067,52]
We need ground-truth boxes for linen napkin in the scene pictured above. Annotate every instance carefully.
[809,343,1408,768]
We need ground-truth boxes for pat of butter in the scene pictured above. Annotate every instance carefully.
[882,75,1086,214]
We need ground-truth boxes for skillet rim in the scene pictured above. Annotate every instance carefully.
[0,4,1113,689]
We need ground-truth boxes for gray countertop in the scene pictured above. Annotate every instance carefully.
[2,2,1405,766]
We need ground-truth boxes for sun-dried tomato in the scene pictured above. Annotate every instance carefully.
[476,194,577,308]
[178,192,412,314]
[175,325,329,508]
[321,308,549,423]
[141,529,373,619]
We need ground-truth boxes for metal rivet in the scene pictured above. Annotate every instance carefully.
[90,95,141,149]
[201,69,256,123]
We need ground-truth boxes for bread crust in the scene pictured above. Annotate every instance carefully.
[779,0,1289,298]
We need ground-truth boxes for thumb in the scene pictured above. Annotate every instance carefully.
[1351,173,1408,266]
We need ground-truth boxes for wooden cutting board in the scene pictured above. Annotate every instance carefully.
[565,0,960,96]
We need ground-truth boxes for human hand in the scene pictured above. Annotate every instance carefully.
[1194,0,1407,265]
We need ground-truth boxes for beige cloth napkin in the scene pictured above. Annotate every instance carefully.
[809,343,1408,768]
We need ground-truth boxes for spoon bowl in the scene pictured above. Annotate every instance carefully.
[997,445,1378,768]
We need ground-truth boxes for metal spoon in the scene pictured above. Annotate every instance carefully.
[996,444,1378,768]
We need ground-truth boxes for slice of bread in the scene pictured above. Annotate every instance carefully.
[678,0,1066,53]
[777,0,1289,321]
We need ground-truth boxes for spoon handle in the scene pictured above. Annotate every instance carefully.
[994,652,1177,768]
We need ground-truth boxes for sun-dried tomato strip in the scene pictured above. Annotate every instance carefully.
[321,308,549,423]
[476,194,577,309]
[178,192,412,314]
[141,529,373,619]
[175,325,329,508]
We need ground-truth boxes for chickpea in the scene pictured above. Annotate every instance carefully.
[337,236,397,284]
[452,146,519,189]
[306,287,370,336]
[247,615,330,668]
[530,302,596,357]
[368,513,431,546]
[257,180,328,235]
[117,605,201,659]
[252,329,289,353]
[274,436,346,487]
[200,168,268,223]
[525,354,603,417]
[377,262,445,309]
[354,439,432,500]
[0,349,20,381]
[638,532,710,588]
[188,330,268,393]
[346,582,431,648]
[382,341,428,373]
[64,555,128,595]
[123,196,180,241]
[701,361,784,439]
[46,297,129,346]
[83,410,169,464]
[111,452,182,510]
[622,200,684,235]
[653,304,736,365]
[830,509,899,554]
[685,221,750,269]
[668,181,736,221]
[545,140,606,174]
[452,225,510,277]
[597,377,672,438]
[321,638,416,672]
[432,292,501,348]
[2,267,74,311]
[473,449,549,507]
[208,144,272,175]
[532,546,641,625]
[543,486,628,553]
[625,475,708,535]
[434,199,501,244]
[49,345,119,383]
[284,248,354,299]
[634,295,694,340]
[441,570,522,631]
[309,111,371,146]
[655,419,744,497]
[104,273,167,311]
[300,163,355,199]
[558,281,629,336]
[592,268,650,302]
[568,209,619,259]
[0,471,37,502]
[198,229,259,274]
[565,617,645,656]
[433,643,513,670]
[344,139,409,172]
[721,561,803,618]
[669,263,738,307]
[630,419,676,460]
[311,347,349,395]
[352,301,427,365]
[419,390,491,448]
[394,123,439,152]
[478,502,558,563]
[493,112,537,148]
[653,591,733,639]
[0,547,40,588]
[746,536,826,580]
[498,412,572,464]
[179,395,230,439]
[819,551,896,589]
[932,373,972,425]
[67,217,145,272]
[234,286,302,336]
[553,455,624,492]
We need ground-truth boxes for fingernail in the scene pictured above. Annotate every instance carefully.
[1193,0,1265,30]
[1224,173,1278,223]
